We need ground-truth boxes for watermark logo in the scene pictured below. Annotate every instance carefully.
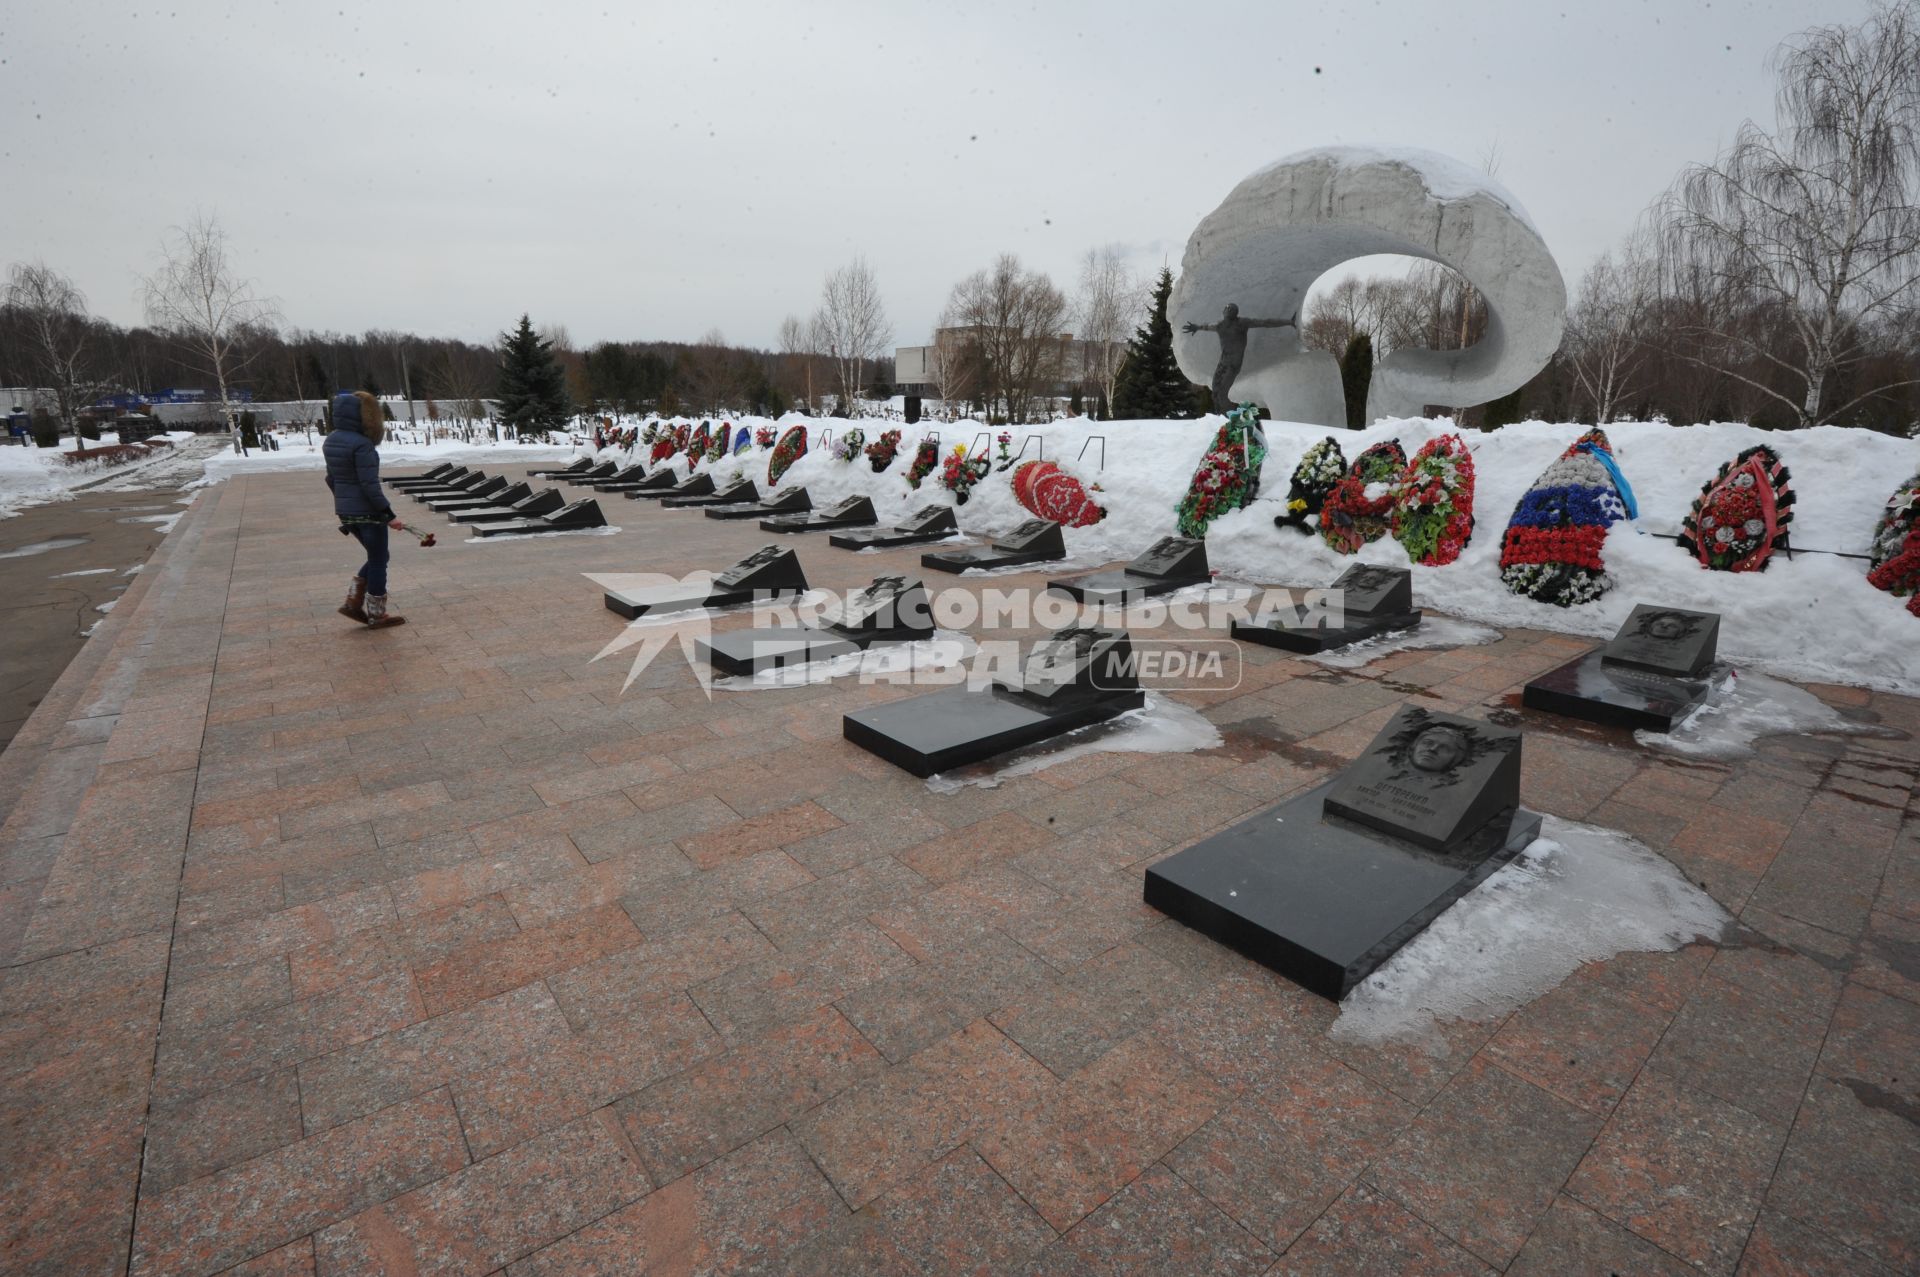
[587,574,1360,698]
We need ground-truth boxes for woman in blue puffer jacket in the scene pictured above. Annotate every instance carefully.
[323,390,406,627]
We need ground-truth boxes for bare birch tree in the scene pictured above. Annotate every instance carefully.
[944,255,1070,424]
[1652,1,1920,425]
[1564,242,1656,423]
[1072,247,1139,414]
[4,261,112,437]
[813,257,893,412]
[777,313,817,412]
[139,213,277,451]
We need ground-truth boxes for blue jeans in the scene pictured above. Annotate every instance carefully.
[349,523,389,595]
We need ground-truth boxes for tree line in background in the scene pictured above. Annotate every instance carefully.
[4,6,1914,439]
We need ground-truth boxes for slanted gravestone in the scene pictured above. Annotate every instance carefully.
[1323,707,1522,853]
[1602,605,1719,678]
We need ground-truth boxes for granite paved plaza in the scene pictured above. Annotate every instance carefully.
[2,463,1917,1276]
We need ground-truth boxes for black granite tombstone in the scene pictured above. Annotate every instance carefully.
[920,518,1067,573]
[1233,563,1423,654]
[1522,604,1727,731]
[843,625,1147,776]
[697,574,933,675]
[663,478,758,509]
[400,469,491,497]
[469,497,608,537]
[760,494,878,533]
[428,480,530,513]
[582,464,648,490]
[561,461,621,485]
[628,472,715,503]
[828,504,959,549]
[1145,706,1542,999]
[705,486,812,520]
[390,465,468,490]
[526,457,594,479]
[449,487,565,524]
[612,468,683,497]
[603,544,809,618]
[1049,535,1211,604]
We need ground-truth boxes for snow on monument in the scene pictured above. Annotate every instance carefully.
[1170,146,1567,428]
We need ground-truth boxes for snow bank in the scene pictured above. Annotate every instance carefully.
[651,412,1918,694]
[1331,816,1730,1044]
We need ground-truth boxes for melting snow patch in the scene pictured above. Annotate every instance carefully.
[1304,616,1502,669]
[925,696,1222,792]
[460,525,621,543]
[1636,672,1884,760]
[95,599,118,613]
[0,536,89,559]
[51,567,115,578]
[1331,816,1729,1047]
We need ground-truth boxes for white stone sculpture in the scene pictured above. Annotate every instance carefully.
[1171,146,1566,427]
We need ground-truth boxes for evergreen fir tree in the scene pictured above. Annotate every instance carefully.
[1483,384,1525,431]
[1340,332,1374,430]
[1111,268,1199,419]
[496,314,572,435]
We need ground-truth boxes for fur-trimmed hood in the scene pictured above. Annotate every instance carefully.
[331,390,386,446]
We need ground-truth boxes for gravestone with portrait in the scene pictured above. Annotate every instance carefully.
[921,517,1066,573]
[705,485,811,520]
[1233,563,1423,653]
[1049,535,1211,604]
[408,470,497,500]
[697,574,934,675]
[1523,603,1727,731]
[760,494,878,533]
[1145,705,1542,999]
[449,486,565,524]
[844,625,1146,776]
[602,544,809,619]
[663,477,758,509]
[829,504,959,550]
[525,457,593,480]
[470,497,608,537]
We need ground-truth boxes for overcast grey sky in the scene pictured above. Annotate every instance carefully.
[1,0,1881,351]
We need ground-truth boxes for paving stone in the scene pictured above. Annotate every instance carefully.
[130,1089,468,1277]
[1765,1075,1920,1273]
[296,983,573,1134]
[1265,1182,1491,1276]
[506,1128,842,1275]
[788,1146,1055,1276]
[1367,1057,1603,1267]
[142,1069,305,1196]
[413,903,642,1015]
[616,1005,884,1184]
[1022,1164,1273,1277]
[313,1112,650,1275]
[1568,1070,1789,1275]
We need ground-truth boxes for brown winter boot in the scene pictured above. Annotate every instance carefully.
[338,576,368,623]
[363,593,406,628]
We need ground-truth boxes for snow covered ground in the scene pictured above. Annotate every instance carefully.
[601,412,1918,695]
[0,431,201,517]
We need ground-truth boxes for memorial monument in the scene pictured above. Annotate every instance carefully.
[1170,146,1565,428]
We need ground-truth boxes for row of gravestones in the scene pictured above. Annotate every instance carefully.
[598,511,1735,1003]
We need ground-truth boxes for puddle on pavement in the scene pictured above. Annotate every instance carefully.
[0,536,90,560]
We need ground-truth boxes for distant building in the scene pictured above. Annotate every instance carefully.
[894,329,1123,400]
